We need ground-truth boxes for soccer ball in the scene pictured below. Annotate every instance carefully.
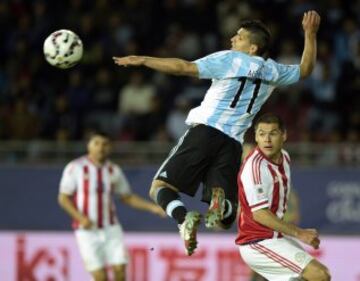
[43,29,83,69]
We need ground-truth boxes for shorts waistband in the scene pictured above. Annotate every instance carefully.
[240,239,265,246]
[191,123,201,128]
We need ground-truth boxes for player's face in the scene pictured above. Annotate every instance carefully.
[255,123,287,162]
[231,28,257,55]
[87,135,111,163]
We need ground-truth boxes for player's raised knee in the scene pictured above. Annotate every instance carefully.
[150,180,165,200]
[149,180,163,200]
[150,180,179,201]
[318,267,331,281]
[303,261,331,281]
[149,185,156,200]
[312,267,331,281]
[149,180,164,200]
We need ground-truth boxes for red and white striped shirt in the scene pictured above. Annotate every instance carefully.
[59,156,132,229]
[236,147,291,245]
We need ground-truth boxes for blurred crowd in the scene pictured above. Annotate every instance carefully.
[0,0,359,144]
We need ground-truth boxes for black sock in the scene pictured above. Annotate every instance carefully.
[221,200,237,229]
[223,199,231,218]
[156,187,187,224]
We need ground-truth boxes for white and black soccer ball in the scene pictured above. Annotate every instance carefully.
[43,29,83,69]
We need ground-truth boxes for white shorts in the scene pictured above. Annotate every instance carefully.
[239,237,313,281]
[75,224,129,272]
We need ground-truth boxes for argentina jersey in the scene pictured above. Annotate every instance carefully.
[185,50,300,144]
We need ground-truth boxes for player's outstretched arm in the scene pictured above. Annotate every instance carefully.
[113,56,199,77]
[253,208,320,249]
[299,10,321,79]
[120,193,166,217]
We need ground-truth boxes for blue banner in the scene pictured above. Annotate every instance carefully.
[1,166,359,234]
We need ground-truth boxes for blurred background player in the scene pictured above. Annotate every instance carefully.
[236,113,330,281]
[58,131,165,281]
[113,11,320,256]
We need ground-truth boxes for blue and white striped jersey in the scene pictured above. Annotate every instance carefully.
[185,50,300,144]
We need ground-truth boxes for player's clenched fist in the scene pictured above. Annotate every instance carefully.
[298,228,320,249]
[79,216,93,229]
[302,10,321,34]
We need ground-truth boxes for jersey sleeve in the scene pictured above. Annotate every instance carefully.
[194,50,254,79]
[59,162,77,195]
[112,165,132,195]
[240,162,271,212]
[264,59,300,86]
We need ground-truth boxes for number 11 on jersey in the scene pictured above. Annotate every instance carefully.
[230,77,261,114]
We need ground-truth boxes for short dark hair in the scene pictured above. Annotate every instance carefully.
[254,113,285,132]
[87,129,110,142]
[239,20,271,56]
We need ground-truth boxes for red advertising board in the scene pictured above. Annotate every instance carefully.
[0,232,358,281]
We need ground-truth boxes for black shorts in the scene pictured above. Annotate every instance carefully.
[154,124,242,203]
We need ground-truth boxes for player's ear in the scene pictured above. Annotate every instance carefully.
[87,139,92,152]
[283,130,288,142]
[249,44,258,55]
